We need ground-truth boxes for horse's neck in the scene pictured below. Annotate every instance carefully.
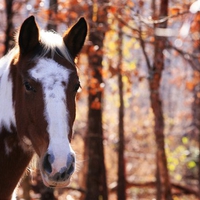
[0,51,16,132]
[0,128,33,199]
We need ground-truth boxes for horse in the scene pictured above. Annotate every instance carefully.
[0,15,87,199]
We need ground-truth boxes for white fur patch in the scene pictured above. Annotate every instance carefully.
[29,58,75,174]
[0,49,16,132]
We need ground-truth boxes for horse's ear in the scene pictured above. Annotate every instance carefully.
[63,17,87,58]
[18,16,39,54]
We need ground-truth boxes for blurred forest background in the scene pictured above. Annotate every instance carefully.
[0,0,200,200]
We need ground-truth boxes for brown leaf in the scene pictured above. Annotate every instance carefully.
[91,98,101,110]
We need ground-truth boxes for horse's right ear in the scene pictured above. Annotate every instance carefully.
[18,16,39,55]
[63,17,87,58]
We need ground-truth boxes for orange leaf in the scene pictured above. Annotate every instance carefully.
[108,6,117,14]
[127,0,134,8]
[170,7,180,15]
[91,98,101,110]
[69,11,78,19]
[186,81,195,91]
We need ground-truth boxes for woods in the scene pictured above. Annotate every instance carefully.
[0,0,200,199]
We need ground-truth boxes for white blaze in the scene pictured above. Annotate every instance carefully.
[30,58,74,173]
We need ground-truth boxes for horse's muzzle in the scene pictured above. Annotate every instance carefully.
[40,152,75,187]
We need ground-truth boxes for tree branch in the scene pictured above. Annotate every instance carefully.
[166,42,200,72]
[138,22,152,71]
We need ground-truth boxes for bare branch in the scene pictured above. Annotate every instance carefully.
[138,22,152,71]
[167,42,200,72]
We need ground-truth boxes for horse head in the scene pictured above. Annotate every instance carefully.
[13,16,87,187]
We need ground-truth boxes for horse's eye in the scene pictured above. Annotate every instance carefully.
[24,81,36,92]
[75,83,81,92]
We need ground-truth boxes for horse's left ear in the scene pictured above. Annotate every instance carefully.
[63,17,87,58]
[18,16,39,55]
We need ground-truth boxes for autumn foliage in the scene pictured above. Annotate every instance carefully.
[0,0,200,199]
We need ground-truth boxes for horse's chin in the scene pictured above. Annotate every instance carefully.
[41,172,71,188]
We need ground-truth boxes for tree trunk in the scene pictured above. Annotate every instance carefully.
[150,0,173,199]
[195,12,200,197]
[192,13,200,196]
[47,0,58,31]
[4,0,14,55]
[84,1,108,200]
[194,70,200,197]
[117,21,126,200]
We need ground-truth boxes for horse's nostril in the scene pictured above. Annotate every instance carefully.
[60,170,67,179]
[66,154,75,174]
[43,153,52,174]
[67,163,74,175]
[58,164,74,181]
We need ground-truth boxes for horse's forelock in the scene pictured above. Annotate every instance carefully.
[37,30,75,65]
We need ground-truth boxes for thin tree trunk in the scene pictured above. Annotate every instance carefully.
[195,70,200,197]
[196,12,200,197]
[150,0,172,199]
[117,21,126,200]
[84,1,108,200]
[192,14,200,197]
[4,0,14,55]
[47,0,58,31]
